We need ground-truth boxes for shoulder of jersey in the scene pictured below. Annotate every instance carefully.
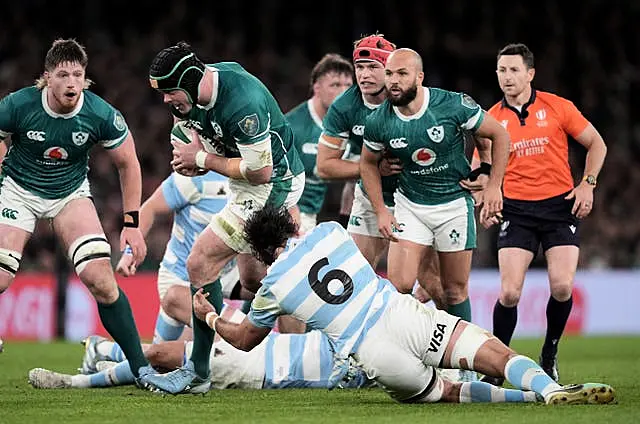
[535,90,570,108]
[427,87,460,105]
[330,85,362,110]
[316,220,348,235]
[81,89,113,111]
[8,86,44,106]
[285,100,308,118]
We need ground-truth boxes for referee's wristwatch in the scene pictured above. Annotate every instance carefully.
[583,175,597,186]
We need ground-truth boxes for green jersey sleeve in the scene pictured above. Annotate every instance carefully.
[322,102,350,142]
[228,98,272,146]
[99,108,129,150]
[0,93,16,140]
[455,92,485,132]
[363,110,386,152]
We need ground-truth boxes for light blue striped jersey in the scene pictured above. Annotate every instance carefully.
[208,308,369,389]
[160,172,229,281]
[248,222,396,387]
[264,330,340,388]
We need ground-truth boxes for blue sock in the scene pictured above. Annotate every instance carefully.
[504,355,561,398]
[153,308,185,343]
[87,361,135,387]
[459,381,539,403]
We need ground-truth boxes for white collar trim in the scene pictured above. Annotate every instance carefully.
[307,99,324,129]
[393,87,430,121]
[41,87,84,119]
[202,66,219,110]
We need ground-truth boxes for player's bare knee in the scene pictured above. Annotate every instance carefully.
[186,251,214,287]
[394,279,415,294]
[443,281,468,305]
[0,248,21,292]
[161,286,187,319]
[499,286,522,307]
[0,273,14,293]
[80,262,119,304]
[549,281,572,302]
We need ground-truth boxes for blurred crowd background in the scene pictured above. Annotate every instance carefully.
[1,0,638,271]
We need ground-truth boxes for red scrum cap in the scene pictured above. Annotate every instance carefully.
[353,34,396,66]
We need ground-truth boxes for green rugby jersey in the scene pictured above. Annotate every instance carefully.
[0,86,128,199]
[177,62,303,184]
[286,99,325,214]
[364,87,484,205]
[321,85,397,207]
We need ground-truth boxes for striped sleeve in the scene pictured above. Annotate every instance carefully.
[161,173,201,210]
[247,284,282,329]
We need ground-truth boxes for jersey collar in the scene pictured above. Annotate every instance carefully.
[306,99,324,129]
[41,87,84,119]
[201,66,219,110]
[392,86,430,121]
[501,88,537,126]
[361,94,382,110]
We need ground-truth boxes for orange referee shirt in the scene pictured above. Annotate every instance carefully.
[481,90,590,201]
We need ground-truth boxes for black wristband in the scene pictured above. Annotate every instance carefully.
[467,162,492,181]
[123,211,139,228]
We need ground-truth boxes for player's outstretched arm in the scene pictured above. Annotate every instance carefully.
[106,133,147,266]
[139,186,173,238]
[193,289,269,351]
[316,135,360,180]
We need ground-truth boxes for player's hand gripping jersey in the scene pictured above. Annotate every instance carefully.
[173,62,303,185]
[322,85,398,206]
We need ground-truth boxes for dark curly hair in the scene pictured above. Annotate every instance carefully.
[244,204,298,265]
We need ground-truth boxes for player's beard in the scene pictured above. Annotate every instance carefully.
[388,84,418,107]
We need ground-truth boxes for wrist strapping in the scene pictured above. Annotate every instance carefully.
[205,311,219,330]
[195,150,208,169]
[239,160,249,179]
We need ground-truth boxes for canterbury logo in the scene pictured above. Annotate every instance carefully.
[389,137,408,149]
[1,208,18,219]
[26,131,46,142]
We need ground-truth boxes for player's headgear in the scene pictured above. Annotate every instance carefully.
[353,34,396,66]
[149,41,205,105]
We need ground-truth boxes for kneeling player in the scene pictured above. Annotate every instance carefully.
[177,205,615,405]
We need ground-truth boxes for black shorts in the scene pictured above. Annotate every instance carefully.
[497,191,580,254]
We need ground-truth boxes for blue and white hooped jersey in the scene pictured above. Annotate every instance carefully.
[160,172,229,281]
[248,222,396,372]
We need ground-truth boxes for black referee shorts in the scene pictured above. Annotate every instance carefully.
[497,191,580,254]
